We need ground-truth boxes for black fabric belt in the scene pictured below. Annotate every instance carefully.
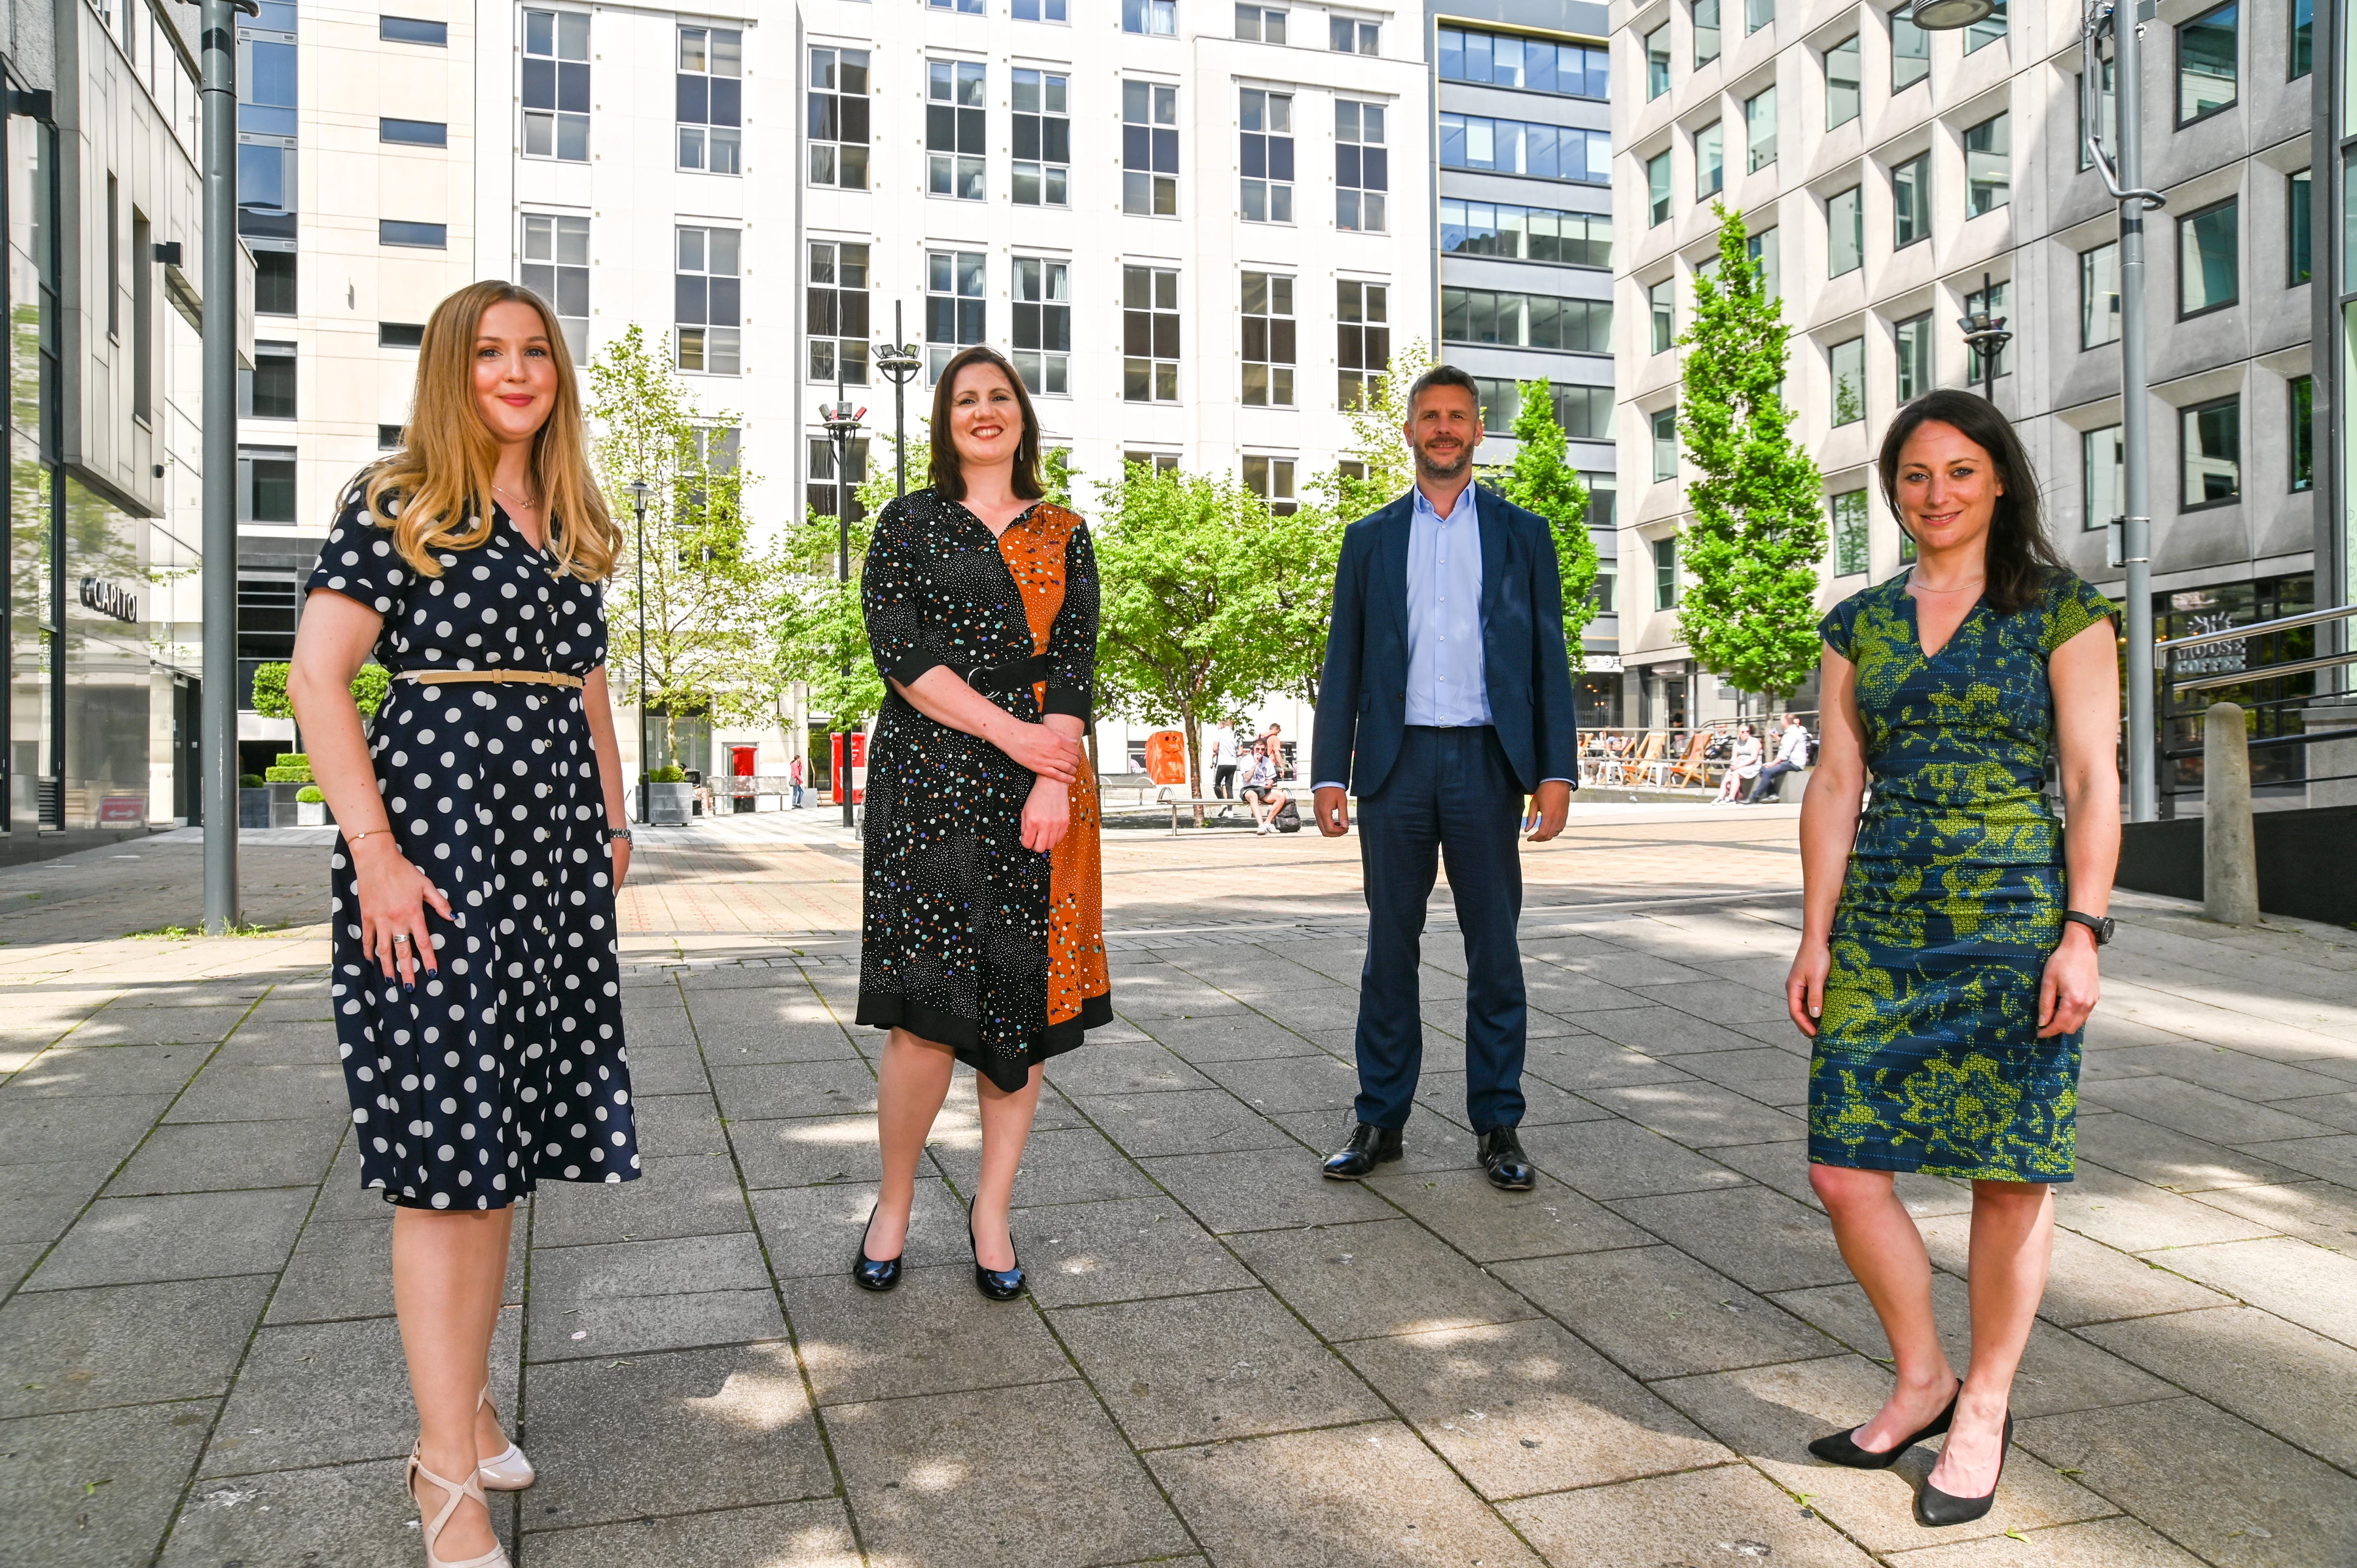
[953,653,1051,694]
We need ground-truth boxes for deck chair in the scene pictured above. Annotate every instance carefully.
[1662,731,1715,790]
[1615,731,1666,786]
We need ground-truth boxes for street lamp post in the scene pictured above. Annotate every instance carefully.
[818,377,866,830]
[1957,271,2012,404]
[875,302,924,501]
[627,479,651,824]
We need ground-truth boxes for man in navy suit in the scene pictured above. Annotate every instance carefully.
[1311,365,1582,1190]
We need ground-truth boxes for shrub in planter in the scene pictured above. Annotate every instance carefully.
[296,786,325,803]
[265,752,313,783]
[646,764,687,784]
[253,663,389,721]
[240,773,266,790]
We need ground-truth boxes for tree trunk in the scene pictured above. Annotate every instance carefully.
[1181,699,1205,828]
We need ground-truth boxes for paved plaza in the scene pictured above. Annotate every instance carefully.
[3,806,2355,1567]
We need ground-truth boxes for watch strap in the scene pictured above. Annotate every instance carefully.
[2060,911,2111,945]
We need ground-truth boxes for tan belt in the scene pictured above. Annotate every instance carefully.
[393,669,585,689]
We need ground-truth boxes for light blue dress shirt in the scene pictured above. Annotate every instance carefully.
[1404,481,1491,728]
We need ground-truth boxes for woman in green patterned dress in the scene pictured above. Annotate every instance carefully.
[1785,392,2120,1527]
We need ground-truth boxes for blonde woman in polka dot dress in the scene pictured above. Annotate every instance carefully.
[288,281,638,1568]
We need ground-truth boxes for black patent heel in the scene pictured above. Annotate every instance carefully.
[966,1202,1024,1301]
[1914,1411,2013,1527]
[1808,1386,1959,1470]
[852,1203,902,1292]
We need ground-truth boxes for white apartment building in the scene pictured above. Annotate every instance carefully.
[1613,0,2322,755]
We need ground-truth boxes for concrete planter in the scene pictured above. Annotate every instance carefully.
[238,788,273,828]
[267,782,303,828]
[646,782,693,826]
[296,801,327,826]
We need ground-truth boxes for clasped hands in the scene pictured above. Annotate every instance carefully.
[1313,779,1571,842]
[1001,721,1084,854]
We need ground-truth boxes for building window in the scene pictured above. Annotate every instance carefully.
[1899,529,1916,563]
[1590,547,1617,612]
[1241,90,1295,223]
[1337,280,1389,407]
[678,27,742,175]
[1014,69,1070,207]
[378,424,405,449]
[926,250,986,382]
[1747,0,1773,32]
[1646,24,1671,98]
[1125,450,1180,473]
[2181,396,2240,507]
[521,214,589,364]
[807,435,869,521]
[381,14,447,45]
[248,340,297,419]
[1335,100,1385,231]
[253,249,295,315]
[928,60,987,201]
[2084,424,2124,531]
[1653,534,1678,606]
[809,48,871,189]
[1891,3,1928,90]
[1964,113,2008,215]
[1124,265,1180,402]
[2292,0,2313,75]
[1830,489,1869,575]
[676,227,741,375]
[522,9,589,162]
[1124,0,1175,35]
[1745,88,1776,172]
[2290,169,2311,284]
[380,117,447,147]
[807,240,870,387]
[1963,279,2008,376]
[1647,150,1672,226]
[1243,455,1297,515]
[1471,379,1613,438]
[1892,153,1929,247]
[1123,81,1179,215]
[2178,2,2237,123]
[1437,27,1609,96]
[1696,120,1724,196]
[1827,33,1861,126]
[1747,228,1780,299]
[1894,311,1933,401]
[1695,0,1720,65]
[2290,375,2313,490]
[2080,243,2120,347]
[1330,16,1379,52]
[1012,257,1070,395]
[379,220,447,248]
[1017,0,1068,17]
[1440,201,1613,267]
[1651,407,1678,481]
[1438,115,1611,184]
[1235,5,1286,41]
[1829,185,1862,276]
[2079,55,2117,170]
[1965,0,2006,52]
[1650,278,1675,353]
[1829,337,1863,424]
[1240,272,1294,406]
[2178,197,2238,316]
[930,0,984,13]
[1440,288,1613,353]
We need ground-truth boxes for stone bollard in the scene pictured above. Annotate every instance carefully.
[2203,701,2259,926]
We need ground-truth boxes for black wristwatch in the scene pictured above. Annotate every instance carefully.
[2060,911,2115,946]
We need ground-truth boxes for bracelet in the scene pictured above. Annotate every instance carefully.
[606,826,633,844]
[344,826,392,849]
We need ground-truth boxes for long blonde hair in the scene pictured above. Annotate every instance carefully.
[359,280,619,581]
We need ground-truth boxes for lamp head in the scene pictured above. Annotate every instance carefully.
[1910,0,1994,28]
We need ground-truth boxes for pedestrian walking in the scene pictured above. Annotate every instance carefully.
[853,345,1110,1300]
[1209,721,1239,816]
[1787,390,2119,1527]
[788,752,805,809]
[1745,712,1812,802]
[287,280,638,1568]
[1238,740,1289,834]
[1310,364,1581,1191]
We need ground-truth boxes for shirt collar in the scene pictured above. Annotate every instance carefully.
[1410,481,1478,525]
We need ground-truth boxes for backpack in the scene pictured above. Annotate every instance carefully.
[1271,798,1302,833]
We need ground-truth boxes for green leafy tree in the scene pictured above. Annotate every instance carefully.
[1675,205,1827,700]
[770,503,881,742]
[587,325,782,769]
[1493,380,1599,672]
[1330,336,1433,520]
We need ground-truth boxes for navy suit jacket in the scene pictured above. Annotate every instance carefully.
[1311,486,1582,799]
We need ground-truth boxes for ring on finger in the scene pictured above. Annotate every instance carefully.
[391,933,411,945]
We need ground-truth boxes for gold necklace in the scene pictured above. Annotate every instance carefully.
[1910,579,1984,594]
[492,481,539,511]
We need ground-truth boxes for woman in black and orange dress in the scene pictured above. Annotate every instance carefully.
[852,345,1111,1299]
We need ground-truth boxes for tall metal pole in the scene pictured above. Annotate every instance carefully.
[2114,3,2157,822]
[819,371,864,831]
[629,482,649,822]
[200,0,242,930]
[892,302,910,499]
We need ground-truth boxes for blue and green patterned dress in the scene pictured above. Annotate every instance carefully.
[1812,569,2117,1184]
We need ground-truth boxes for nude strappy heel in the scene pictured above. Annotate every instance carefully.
[407,1444,511,1568]
[474,1384,535,1491]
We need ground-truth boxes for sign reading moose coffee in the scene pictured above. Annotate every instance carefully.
[78,577,138,623]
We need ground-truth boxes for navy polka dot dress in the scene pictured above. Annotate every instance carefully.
[306,493,640,1211]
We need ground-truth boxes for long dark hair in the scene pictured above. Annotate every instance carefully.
[926,346,1044,502]
[1876,389,2066,615]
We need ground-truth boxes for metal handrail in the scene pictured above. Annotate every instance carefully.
[2173,651,2357,698]
[2153,604,2356,654]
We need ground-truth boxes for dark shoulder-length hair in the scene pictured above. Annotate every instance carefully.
[1876,388,2068,616]
[926,346,1044,502]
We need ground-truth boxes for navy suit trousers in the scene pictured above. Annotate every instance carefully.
[1351,725,1528,1133]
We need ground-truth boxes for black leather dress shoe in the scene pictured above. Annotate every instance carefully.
[1914,1411,2013,1527]
[1321,1123,1404,1178]
[852,1204,902,1292]
[1477,1127,1536,1190]
[1808,1387,1958,1468]
[967,1204,1025,1301]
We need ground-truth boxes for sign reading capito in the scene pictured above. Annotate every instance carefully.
[78,577,138,623]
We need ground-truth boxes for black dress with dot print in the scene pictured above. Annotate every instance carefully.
[306,494,640,1211]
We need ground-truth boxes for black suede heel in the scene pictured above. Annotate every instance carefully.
[1914,1411,2013,1527]
[1806,1387,1959,1470]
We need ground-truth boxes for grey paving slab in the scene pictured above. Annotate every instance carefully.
[0,1277,271,1417]
[1518,971,1657,1015]
[928,1123,1160,1208]
[1106,979,1251,1020]
[1653,1353,2117,1554]
[1575,1004,1774,1058]
[1613,1184,1855,1293]
[0,1169,109,1248]
[1880,1514,2212,1567]
[1268,1108,1483,1175]
[1410,1067,1616,1129]
[69,1004,253,1047]
[1503,1462,1881,1568]
[2236,1131,2357,1188]
[1141,1010,1327,1062]
[1583,1079,1807,1147]
[1341,1314,1728,1499]
[828,1379,1188,1568]
[784,1264,1078,1406]
[611,1042,711,1095]
[1070,1086,1300,1158]
[206,1020,345,1065]
[1040,1039,1214,1095]
[1018,1194,1261,1308]
[679,985,864,1054]
[2076,1112,2322,1192]
[2185,1178,2357,1250]
[2080,1076,2339,1145]
[626,1091,731,1156]
[2149,1234,2357,1347]
[2049,1160,2284,1254]
[517,1341,833,1529]
[263,1217,397,1324]
[727,1111,885,1188]
[2096,1042,2355,1103]
[1367,1167,1654,1262]
[524,1497,862,1568]
[2077,1303,2357,1472]
[526,1286,786,1364]
[162,1060,348,1122]
[0,1400,215,1568]
[1628,975,1796,1025]
[526,1153,751,1247]
[0,1093,173,1165]
[0,1043,210,1101]
[1495,1244,1839,1381]
[1520,1030,1693,1089]
[706,1058,877,1121]
[1226,1217,1543,1341]
[0,1240,45,1292]
[2268,1088,2357,1134]
[24,1187,312,1291]
[746,1175,973,1279]
[1190,1050,1365,1115]
[159,1455,494,1568]
[1914,1215,2233,1327]
[1148,1420,1548,1568]
[2019,1395,2357,1568]
[1514,1115,1752,1199]
[105,1116,342,1196]
[526,1230,770,1306]
[1144,1144,1397,1233]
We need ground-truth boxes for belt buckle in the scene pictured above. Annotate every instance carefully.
[962,663,996,691]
